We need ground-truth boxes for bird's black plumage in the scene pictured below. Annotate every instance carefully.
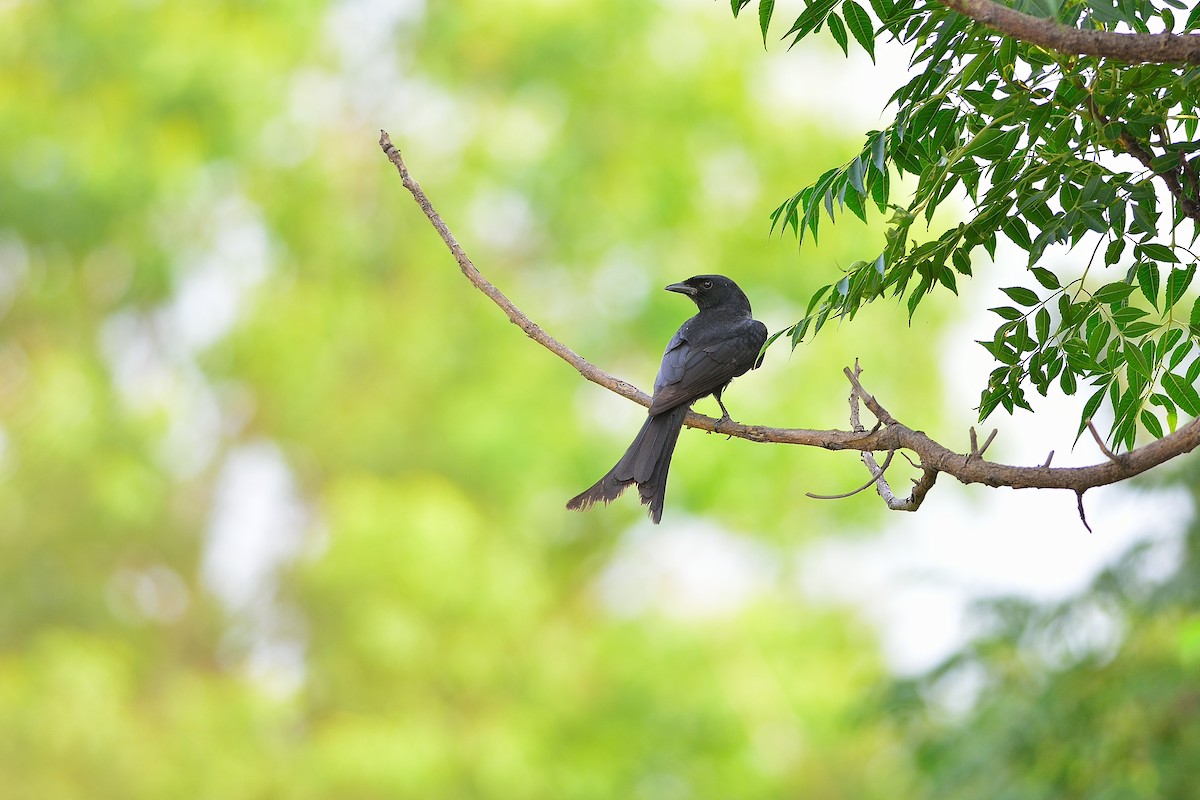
[566,275,767,523]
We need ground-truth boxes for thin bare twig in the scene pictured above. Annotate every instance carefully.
[808,451,897,500]
[1076,491,1094,534]
[968,426,999,459]
[1087,418,1120,463]
[846,361,925,509]
[378,131,649,407]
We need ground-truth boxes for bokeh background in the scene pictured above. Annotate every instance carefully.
[3,0,1199,797]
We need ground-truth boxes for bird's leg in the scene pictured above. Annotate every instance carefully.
[712,389,735,438]
[715,394,732,424]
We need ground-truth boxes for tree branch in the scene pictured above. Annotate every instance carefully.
[1114,130,1200,223]
[380,131,1200,514]
[935,0,1200,65]
[378,131,648,408]
[845,362,939,510]
[1081,89,1200,224]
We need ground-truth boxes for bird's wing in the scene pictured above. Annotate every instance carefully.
[648,318,765,415]
[651,326,691,396]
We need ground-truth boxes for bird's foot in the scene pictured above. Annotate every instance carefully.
[713,412,736,439]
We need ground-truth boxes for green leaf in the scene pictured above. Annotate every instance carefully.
[993,342,1019,365]
[1035,307,1051,343]
[844,182,868,222]
[1112,413,1137,453]
[958,50,993,90]
[1165,263,1196,310]
[990,305,1023,321]
[869,165,889,211]
[759,0,776,45]
[1151,152,1183,174]
[997,36,1018,77]
[1031,267,1060,290]
[906,277,929,320]
[1112,305,1149,328]
[962,126,1019,160]
[1162,327,1185,355]
[1187,2,1200,29]
[1191,296,1200,338]
[1087,319,1111,358]
[1124,340,1150,381]
[938,264,958,294]
[763,325,790,354]
[791,317,811,347]
[1108,197,1127,236]
[868,0,894,23]
[1140,408,1164,439]
[1162,371,1200,416]
[1077,386,1107,437]
[827,12,849,55]
[1093,281,1136,304]
[799,168,839,243]
[1060,364,1077,395]
[1151,393,1179,433]
[843,0,875,60]
[1079,206,1108,234]
[1132,200,1159,235]
[1169,337,1193,369]
[1045,347,1064,383]
[1002,286,1040,306]
[785,0,841,40]
[1136,241,1179,263]
[1136,262,1160,309]
[1189,355,1200,386]
[870,132,887,174]
[1104,238,1126,266]
[806,283,832,315]
[1025,102,1054,149]
[846,156,866,195]
[1123,321,1158,338]
[1001,216,1031,251]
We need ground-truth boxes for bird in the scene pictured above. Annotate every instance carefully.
[566,274,768,523]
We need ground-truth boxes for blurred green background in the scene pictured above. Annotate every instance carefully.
[3,0,1199,797]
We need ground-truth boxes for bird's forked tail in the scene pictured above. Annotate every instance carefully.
[566,404,689,524]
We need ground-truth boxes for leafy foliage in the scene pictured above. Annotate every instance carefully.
[884,461,1200,798]
[743,0,1200,450]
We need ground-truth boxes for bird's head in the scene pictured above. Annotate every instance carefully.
[665,274,752,313]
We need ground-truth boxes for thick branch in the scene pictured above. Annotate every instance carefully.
[1081,93,1200,224]
[1115,131,1200,223]
[935,0,1200,64]
[380,131,1200,509]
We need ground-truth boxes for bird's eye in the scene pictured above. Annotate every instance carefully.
[701,280,713,290]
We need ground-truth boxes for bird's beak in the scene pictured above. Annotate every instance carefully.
[665,282,698,296]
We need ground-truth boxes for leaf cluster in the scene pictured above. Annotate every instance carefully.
[979,263,1200,451]
[740,0,1200,449]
